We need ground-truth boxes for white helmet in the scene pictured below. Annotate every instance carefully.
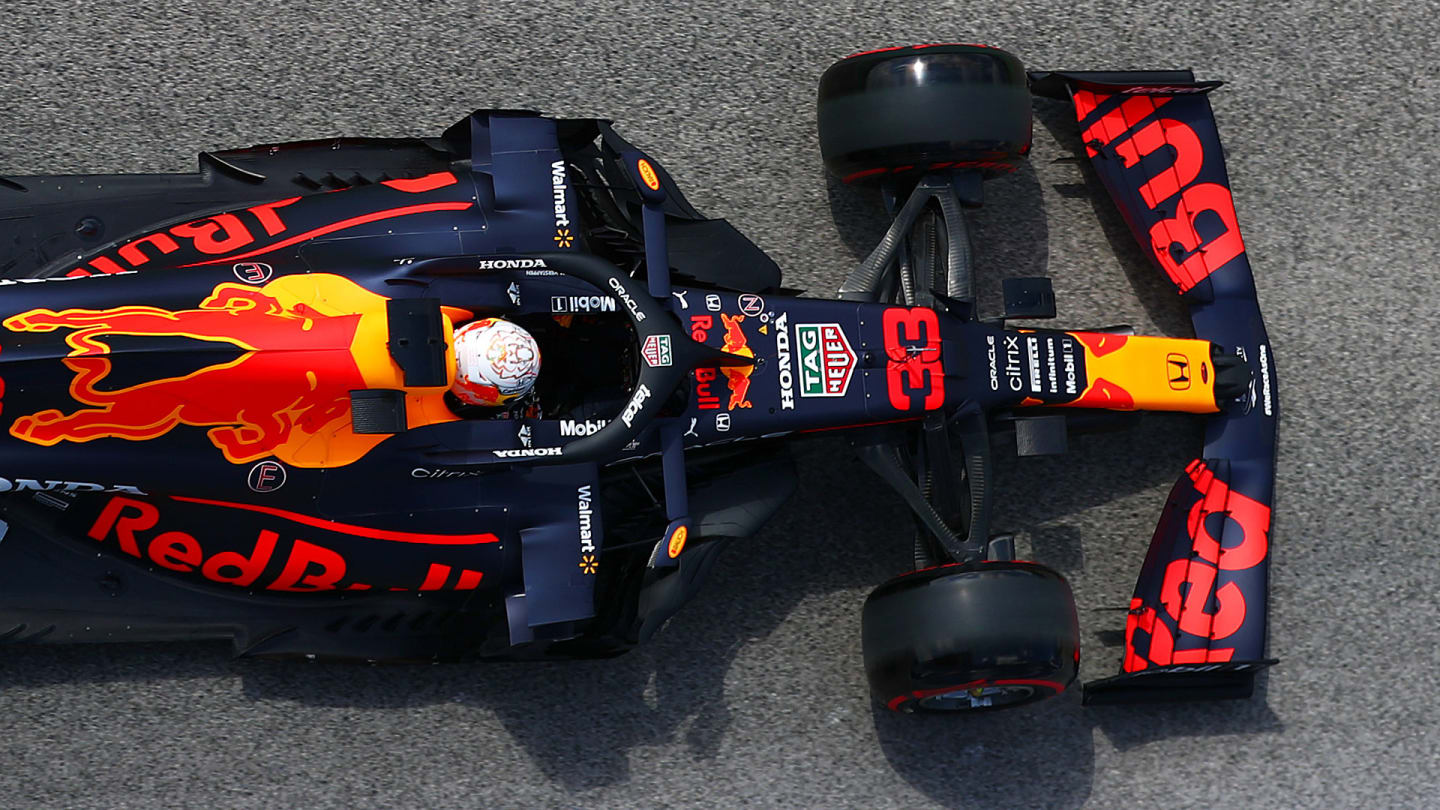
[451,317,541,406]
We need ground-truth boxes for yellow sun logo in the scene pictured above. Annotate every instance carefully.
[578,554,598,575]
[554,228,574,248]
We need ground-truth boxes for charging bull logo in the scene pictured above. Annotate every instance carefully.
[4,274,450,467]
[719,314,753,410]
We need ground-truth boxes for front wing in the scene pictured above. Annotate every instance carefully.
[1031,71,1280,702]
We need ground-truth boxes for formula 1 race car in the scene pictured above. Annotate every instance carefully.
[0,44,1277,712]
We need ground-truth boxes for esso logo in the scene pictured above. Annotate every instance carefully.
[248,461,287,492]
[233,262,274,284]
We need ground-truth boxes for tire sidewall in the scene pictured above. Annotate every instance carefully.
[818,44,1033,183]
[862,561,1080,713]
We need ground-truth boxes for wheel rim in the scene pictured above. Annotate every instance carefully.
[917,684,1036,711]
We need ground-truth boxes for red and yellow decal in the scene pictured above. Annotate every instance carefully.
[636,158,661,192]
[1051,332,1217,414]
[5,274,462,467]
[690,313,754,411]
[666,524,688,558]
[719,314,754,410]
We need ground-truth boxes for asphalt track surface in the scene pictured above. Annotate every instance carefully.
[1,1,1438,808]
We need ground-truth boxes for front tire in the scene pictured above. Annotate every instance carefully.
[861,561,1079,713]
[818,43,1033,185]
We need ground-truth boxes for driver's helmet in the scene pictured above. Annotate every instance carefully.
[451,317,541,407]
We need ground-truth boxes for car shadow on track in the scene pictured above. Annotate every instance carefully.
[871,691,1095,810]
[1087,678,1282,751]
[875,683,1282,810]
[0,434,1280,802]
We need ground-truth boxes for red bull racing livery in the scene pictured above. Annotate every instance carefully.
[0,44,1278,712]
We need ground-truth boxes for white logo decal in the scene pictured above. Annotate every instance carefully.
[550,160,571,230]
[986,335,999,391]
[412,467,485,479]
[775,313,794,410]
[1045,337,1059,395]
[493,447,563,458]
[1062,340,1079,395]
[607,277,646,322]
[0,478,145,495]
[478,258,549,270]
[577,484,595,552]
[1003,335,1024,392]
[1027,337,1042,394]
[559,418,607,436]
[1259,344,1273,417]
[550,295,616,313]
[620,384,652,428]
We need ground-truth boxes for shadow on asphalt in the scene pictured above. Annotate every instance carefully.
[0,432,1279,806]
[871,691,1095,810]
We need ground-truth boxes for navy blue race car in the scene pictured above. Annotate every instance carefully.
[0,44,1277,712]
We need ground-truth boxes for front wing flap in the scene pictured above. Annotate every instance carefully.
[1033,71,1280,702]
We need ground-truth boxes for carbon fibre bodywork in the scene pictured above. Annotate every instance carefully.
[0,112,801,658]
[1029,71,1279,701]
[0,69,1278,706]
